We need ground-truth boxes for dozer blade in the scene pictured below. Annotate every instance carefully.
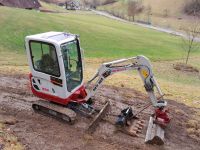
[86,101,110,134]
[32,100,76,124]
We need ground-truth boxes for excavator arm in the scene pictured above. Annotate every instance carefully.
[85,55,167,108]
[85,55,170,141]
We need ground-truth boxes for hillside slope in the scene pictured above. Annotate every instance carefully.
[143,0,188,16]
[0,6,194,61]
[99,0,189,16]
[98,0,198,30]
[40,0,66,4]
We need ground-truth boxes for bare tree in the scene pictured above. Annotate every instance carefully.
[146,5,152,24]
[163,9,169,17]
[82,0,116,9]
[81,0,90,8]
[184,0,200,16]
[181,23,200,64]
[90,0,100,9]
[127,0,143,21]
[81,0,98,9]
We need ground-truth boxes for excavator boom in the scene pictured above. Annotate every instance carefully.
[85,55,167,108]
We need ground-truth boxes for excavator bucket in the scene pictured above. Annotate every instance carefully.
[145,116,165,145]
[86,101,110,134]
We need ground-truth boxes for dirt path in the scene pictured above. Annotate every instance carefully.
[0,74,199,150]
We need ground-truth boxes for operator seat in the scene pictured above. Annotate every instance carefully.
[40,54,55,73]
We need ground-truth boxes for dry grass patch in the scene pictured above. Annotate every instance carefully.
[0,122,23,150]
[0,66,29,76]
[186,119,200,139]
[186,120,199,129]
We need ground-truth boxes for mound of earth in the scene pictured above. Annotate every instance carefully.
[173,63,199,73]
[0,73,199,150]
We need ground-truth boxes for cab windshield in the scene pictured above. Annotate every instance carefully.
[61,40,83,92]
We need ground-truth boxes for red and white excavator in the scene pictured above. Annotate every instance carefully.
[25,32,170,133]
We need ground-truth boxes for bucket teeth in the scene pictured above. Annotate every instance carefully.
[116,119,145,137]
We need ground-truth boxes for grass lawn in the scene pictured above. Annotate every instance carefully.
[0,6,196,60]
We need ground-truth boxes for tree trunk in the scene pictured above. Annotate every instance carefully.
[132,15,135,22]
[186,46,192,64]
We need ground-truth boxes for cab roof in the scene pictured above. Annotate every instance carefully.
[26,31,77,44]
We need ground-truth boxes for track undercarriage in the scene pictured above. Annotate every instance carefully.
[32,100,110,131]
[32,100,77,124]
[32,99,146,138]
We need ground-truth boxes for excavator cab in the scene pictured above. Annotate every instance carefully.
[25,32,86,105]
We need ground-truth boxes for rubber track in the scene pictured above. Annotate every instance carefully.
[32,100,77,124]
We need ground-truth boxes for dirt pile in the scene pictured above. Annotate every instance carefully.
[173,63,199,73]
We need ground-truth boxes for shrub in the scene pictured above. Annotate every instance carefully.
[184,0,200,16]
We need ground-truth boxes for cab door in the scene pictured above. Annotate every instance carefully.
[28,41,64,98]
[61,40,83,93]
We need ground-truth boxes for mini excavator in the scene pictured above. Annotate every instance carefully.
[25,32,170,134]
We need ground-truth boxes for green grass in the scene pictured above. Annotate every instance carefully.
[0,6,196,61]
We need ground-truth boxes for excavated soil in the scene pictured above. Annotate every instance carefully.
[0,73,199,150]
[173,63,199,74]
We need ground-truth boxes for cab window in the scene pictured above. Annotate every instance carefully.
[61,40,83,92]
[30,41,60,77]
